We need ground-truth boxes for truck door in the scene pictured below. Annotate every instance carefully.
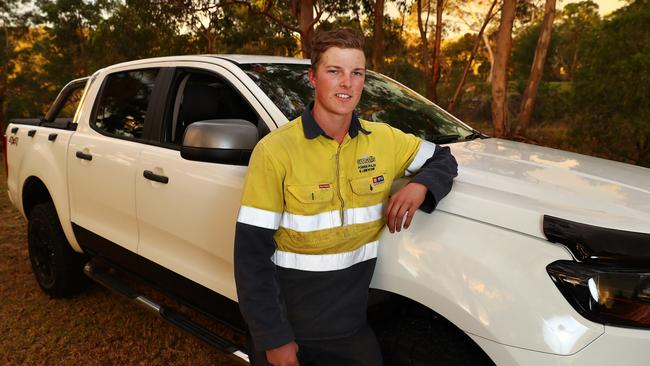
[68,68,163,254]
[135,64,273,300]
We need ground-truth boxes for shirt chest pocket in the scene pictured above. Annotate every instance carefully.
[349,172,390,208]
[285,184,334,215]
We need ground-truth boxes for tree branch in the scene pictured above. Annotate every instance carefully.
[230,0,301,34]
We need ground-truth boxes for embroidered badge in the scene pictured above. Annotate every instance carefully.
[357,155,376,173]
[372,175,385,185]
[319,183,331,189]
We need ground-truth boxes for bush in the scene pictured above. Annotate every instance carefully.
[571,0,650,167]
[532,82,575,121]
[570,112,650,166]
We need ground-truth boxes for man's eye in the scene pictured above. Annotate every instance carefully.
[353,71,364,76]
[328,69,338,74]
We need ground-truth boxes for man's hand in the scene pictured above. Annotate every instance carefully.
[385,182,428,233]
[266,341,299,366]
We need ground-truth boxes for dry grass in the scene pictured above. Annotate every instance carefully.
[0,152,242,366]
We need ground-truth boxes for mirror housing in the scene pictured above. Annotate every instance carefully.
[181,119,258,165]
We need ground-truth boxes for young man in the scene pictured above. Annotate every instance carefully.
[234,28,458,366]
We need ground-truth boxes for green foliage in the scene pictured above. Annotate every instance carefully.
[1,1,42,129]
[2,0,649,167]
[528,81,573,120]
[443,32,490,86]
[510,21,558,81]
[34,0,117,85]
[553,1,600,80]
[3,26,60,120]
[213,5,298,55]
[509,1,600,82]
[89,0,198,66]
[572,0,650,166]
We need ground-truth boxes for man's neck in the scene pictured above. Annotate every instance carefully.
[312,105,352,144]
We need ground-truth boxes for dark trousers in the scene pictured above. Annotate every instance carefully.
[248,324,383,366]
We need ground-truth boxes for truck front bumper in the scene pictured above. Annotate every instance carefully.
[469,325,650,365]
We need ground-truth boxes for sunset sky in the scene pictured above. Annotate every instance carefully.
[563,0,625,15]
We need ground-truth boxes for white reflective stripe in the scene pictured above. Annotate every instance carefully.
[237,205,282,230]
[406,140,437,175]
[280,203,384,232]
[281,209,341,232]
[272,241,379,271]
[343,203,384,226]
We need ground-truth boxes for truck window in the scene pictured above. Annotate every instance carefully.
[165,71,262,145]
[44,79,87,123]
[93,69,159,140]
[241,63,476,142]
[58,87,84,119]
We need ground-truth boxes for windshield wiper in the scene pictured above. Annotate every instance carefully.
[430,134,461,144]
[464,130,485,141]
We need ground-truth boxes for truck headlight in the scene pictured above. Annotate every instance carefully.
[547,260,650,329]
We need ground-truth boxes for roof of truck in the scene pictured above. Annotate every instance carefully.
[209,54,311,65]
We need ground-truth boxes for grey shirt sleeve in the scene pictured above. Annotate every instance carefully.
[234,222,294,350]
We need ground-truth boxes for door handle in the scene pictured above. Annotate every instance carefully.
[76,151,93,161]
[143,170,169,184]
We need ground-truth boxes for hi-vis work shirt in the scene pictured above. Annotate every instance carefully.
[234,103,458,351]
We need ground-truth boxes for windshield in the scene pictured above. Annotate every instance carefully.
[241,63,478,142]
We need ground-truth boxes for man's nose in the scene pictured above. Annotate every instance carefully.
[339,73,352,88]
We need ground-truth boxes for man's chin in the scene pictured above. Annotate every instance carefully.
[333,102,359,115]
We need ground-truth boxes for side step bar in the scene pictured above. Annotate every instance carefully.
[83,261,250,364]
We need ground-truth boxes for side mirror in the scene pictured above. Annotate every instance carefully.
[181,119,258,165]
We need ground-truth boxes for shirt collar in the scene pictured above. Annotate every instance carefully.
[302,101,371,140]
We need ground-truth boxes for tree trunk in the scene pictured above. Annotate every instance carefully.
[76,21,88,76]
[0,89,6,143]
[293,0,314,58]
[207,33,217,53]
[570,44,579,81]
[417,0,434,101]
[483,32,494,83]
[372,0,385,72]
[515,0,556,136]
[1,25,12,142]
[430,0,444,103]
[490,0,516,138]
[448,0,497,112]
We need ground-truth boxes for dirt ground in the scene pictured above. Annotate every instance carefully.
[0,152,242,365]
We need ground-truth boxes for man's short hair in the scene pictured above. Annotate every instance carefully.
[310,28,365,70]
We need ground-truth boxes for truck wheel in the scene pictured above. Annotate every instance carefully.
[375,312,495,366]
[28,202,88,298]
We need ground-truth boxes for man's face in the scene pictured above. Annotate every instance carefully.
[309,47,366,119]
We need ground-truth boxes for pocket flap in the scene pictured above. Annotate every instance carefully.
[287,184,333,203]
[349,173,389,195]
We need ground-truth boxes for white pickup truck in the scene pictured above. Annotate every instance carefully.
[4,55,650,365]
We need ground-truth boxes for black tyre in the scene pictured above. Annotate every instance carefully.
[375,310,495,366]
[28,202,89,298]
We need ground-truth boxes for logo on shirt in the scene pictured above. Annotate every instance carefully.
[319,183,331,189]
[372,175,385,185]
[357,155,376,173]
[8,136,18,146]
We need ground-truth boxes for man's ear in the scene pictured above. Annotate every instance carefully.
[308,67,317,88]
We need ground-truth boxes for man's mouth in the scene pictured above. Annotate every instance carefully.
[335,93,352,100]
